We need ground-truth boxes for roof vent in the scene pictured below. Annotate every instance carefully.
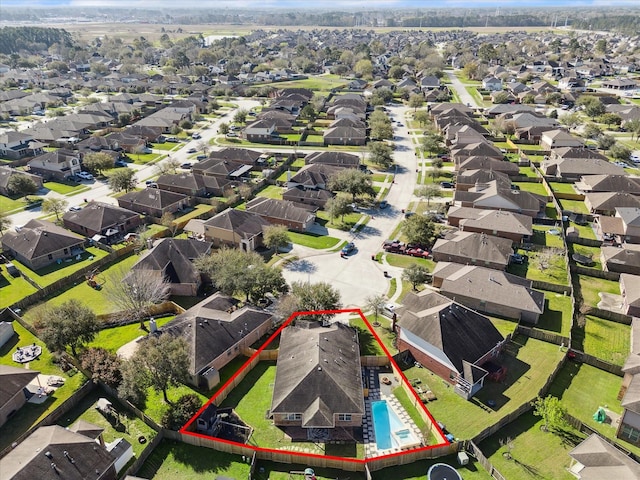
[45,451,53,459]
[318,366,322,371]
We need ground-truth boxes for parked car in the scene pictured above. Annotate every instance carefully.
[114,160,128,168]
[147,182,158,189]
[192,133,201,140]
[196,154,208,160]
[76,171,94,181]
[68,206,82,212]
[379,200,389,209]
[440,181,455,189]
[382,304,396,318]
[510,253,526,265]
[226,132,238,138]
[181,163,192,169]
[341,242,356,255]
[165,137,180,143]
[404,211,415,218]
[406,247,430,258]
[187,147,197,153]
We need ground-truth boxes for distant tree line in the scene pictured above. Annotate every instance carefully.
[400,15,547,28]
[572,15,640,36]
[0,26,73,55]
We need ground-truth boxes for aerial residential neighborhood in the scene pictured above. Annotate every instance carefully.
[1,4,640,480]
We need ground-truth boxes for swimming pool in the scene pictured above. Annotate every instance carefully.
[371,400,421,451]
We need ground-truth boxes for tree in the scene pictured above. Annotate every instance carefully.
[402,263,431,290]
[233,108,248,124]
[559,112,582,131]
[370,120,393,141]
[610,143,631,161]
[0,210,11,236]
[492,91,510,105]
[155,156,181,175]
[597,134,615,152]
[408,93,424,112]
[108,168,137,193]
[42,197,68,222]
[414,110,429,126]
[402,214,436,246]
[195,248,287,302]
[598,113,622,127]
[218,122,230,135]
[160,211,178,237]
[625,118,640,142]
[290,281,342,323]
[532,395,568,433]
[105,267,170,329]
[300,104,316,120]
[80,347,122,389]
[264,225,290,255]
[535,248,558,272]
[354,59,373,79]
[577,96,605,119]
[39,300,100,356]
[583,123,603,140]
[83,151,115,175]
[162,393,202,430]
[7,174,38,200]
[421,133,445,157]
[416,184,442,207]
[368,141,394,169]
[118,358,149,405]
[128,334,190,403]
[328,168,375,202]
[325,196,352,222]
[365,294,386,325]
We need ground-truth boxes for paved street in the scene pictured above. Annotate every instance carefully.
[445,70,480,108]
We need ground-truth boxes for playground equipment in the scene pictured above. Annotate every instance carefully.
[86,268,105,290]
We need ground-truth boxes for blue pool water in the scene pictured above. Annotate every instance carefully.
[371,400,408,450]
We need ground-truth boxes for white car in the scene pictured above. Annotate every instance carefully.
[76,172,94,180]
[382,304,396,318]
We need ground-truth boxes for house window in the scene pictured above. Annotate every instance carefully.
[285,413,301,421]
[63,248,68,255]
[621,424,640,443]
[48,254,53,260]
[338,414,351,422]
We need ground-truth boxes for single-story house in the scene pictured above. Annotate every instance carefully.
[323,126,366,146]
[245,197,315,232]
[620,274,640,318]
[1,219,85,270]
[431,231,514,271]
[453,180,547,218]
[601,245,640,275]
[395,290,506,400]
[159,293,274,389]
[130,238,212,296]
[117,189,190,218]
[63,202,142,241]
[0,166,43,196]
[271,321,364,432]
[584,192,640,216]
[282,186,334,209]
[305,151,360,169]
[539,129,584,150]
[575,175,640,195]
[0,365,39,428]
[432,262,545,323]
[596,207,640,244]
[453,207,533,243]
[569,433,640,478]
[200,208,271,251]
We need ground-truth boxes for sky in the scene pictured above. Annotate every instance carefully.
[5,0,640,8]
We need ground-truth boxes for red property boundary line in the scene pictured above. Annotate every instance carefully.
[180,308,449,465]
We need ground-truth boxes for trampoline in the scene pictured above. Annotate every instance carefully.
[428,463,463,480]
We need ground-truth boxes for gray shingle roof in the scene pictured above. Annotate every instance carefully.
[432,231,514,267]
[569,434,640,480]
[204,208,271,239]
[1,219,84,261]
[131,238,211,285]
[62,202,139,233]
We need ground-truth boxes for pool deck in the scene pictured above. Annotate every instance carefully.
[363,366,424,458]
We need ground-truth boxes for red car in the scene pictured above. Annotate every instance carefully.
[406,248,430,258]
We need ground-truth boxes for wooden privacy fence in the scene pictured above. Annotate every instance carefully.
[570,264,619,281]
[465,440,507,480]
[516,325,570,347]
[570,350,624,377]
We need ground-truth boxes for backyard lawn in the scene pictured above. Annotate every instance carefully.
[549,182,578,195]
[575,274,619,308]
[569,243,602,269]
[0,272,38,309]
[548,361,640,456]
[372,454,492,480]
[558,198,589,215]
[256,184,285,199]
[402,336,565,440]
[349,316,387,356]
[87,316,175,353]
[136,440,251,480]
[531,226,565,249]
[12,246,110,288]
[0,321,88,452]
[508,249,568,286]
[580,315,630,366]
[536,292,573,338]
[58,388,157,457]
[569,224,598,241]
[481,412,580,480]
[513,182,548,196]
[518,166,539,178]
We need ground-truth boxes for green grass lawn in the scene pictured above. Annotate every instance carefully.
[315,210,364,230]
[570,223,597,241]
[254,461,366,480]
[549,182,577,195]
[531,227,565,249]
[136,440,251,480]
[508,249,568,286]
[13,247,110,288]
[256,184,284,199]
[548,361,640,456]
[44,181,87,195]
[558,198,589,215]
[152,142,181,151]
[21,254,140,322]
[403,336,564,440]
[518,166,539,178]
[0,272,38,309]
[220,361,331,455]
[349,316,387,356]
[536,292,573,337]
[287,231,342,249]
[0,194,28,213]
[372,454,492,480]
[581,315,630,366]
[57,388,157,457]
[513,182,548,196]
[488,316,518,338]
[128,153,164,165]
[269,75,347,92]
[575,274,619,308]
[481,412,580,480]
[87,316,175,353]
[383,253,436,271]
[137,382,208,425]
[0,321,88,452]
[173,204,214,224]
[569,243,602,269]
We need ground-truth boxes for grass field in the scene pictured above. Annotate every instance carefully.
[287,231,342,249]
[536,292,573,337]
[531,226,565,249]
[0,321,88,452]
[581,315,630,366]
[265,74,347,93]
[558,198,589,215]
[481,412,580,480]
[575,274,620,308]
[12,247,110,288]
[403,335,564,440]
[44,181,87,195]
[87,316,175,353]
[508,249,568,286]
[383,253,436,271]
[569,243,602,269]
[548,362,640,456]
[513,182,548,196]
[549,182,577,195]
[136,440,252,480]
[0,194,28,213]
[0,272,39,309]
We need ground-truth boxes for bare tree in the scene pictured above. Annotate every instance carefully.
[42,198,68,222]
[155,156,181,175]
[365,294,387,325]
[536,248,557,272]
[105,267,170,329]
